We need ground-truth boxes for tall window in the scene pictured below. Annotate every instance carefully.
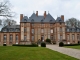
[3,35,7,41]
[77,34,79,40]
[32,29,34,34]
[67,34,69,40]
[10,35,13,42]
[67,29,69,32]
[16,35,18,41]
[32,36,34,41]
[50,36,53,40]
[24,35,27,41]
[60,35,62,40]
[51,29,53,33]
[60,27,62,32]
[32,23,34,27]
[24,28,27,32]
[41,29,44,33]
[72,34,74,40]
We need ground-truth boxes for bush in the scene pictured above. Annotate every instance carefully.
[59,42,64,47]
[41,42,46,47]
[13,43,38,47]
[3,44,6,46]
[46,38,51,43]
[64,44,80,46]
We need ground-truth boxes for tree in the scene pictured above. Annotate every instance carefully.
[0,0,16,26]
[3,19,16,26]
[66,18,80,27]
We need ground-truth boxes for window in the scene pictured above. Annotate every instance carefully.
[50,23,53,26]
[67,34,69,40]
[51,29,53,33]
[24,28,27,32]
[72,34,74,40]
[60,35,62,40]
[31,19,34,22]
[60,27,62,32]
[24,19,27,22]
[77,29,79,32]
[32,36,34,41]
[10,35,13,41]
[32,23,34,26]
[24,35,27,41]
[16,35,18,41]
[41,29,44,33]
[77,34,79,40]
[4,29,7,32]
[4,35,7,40]
[10,28,13,32]
[41,23,44,26]
[50,36,53,40]
[67,29,69,32]
[32,29,34,34]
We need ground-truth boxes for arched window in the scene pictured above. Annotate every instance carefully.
[24,19,27,22]
[31,19,34,22]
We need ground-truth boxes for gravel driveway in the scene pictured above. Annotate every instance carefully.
[46,45,80,59]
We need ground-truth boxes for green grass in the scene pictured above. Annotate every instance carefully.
[0,46,78,60]
[64,45,80,49]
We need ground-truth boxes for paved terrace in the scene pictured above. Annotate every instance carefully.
[46,45,80,59]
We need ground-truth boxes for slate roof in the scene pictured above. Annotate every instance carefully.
[1,25,20,32]
[66,26,80,32]
[21,13,63,23]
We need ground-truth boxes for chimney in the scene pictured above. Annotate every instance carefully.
[61,15,64,21]
[44,11,46,18]
[20,14,23,21]
[36,11,38,16]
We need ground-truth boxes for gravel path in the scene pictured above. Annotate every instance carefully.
[46,45,80,59]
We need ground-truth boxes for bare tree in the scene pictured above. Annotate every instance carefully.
[66,18,80,27]
[0,0,16,26]
[3,19,16,26]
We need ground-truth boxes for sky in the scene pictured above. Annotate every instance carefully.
[2,0,80,24]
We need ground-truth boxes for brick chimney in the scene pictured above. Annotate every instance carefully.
[36,11,38,16]
[61,15,64,21]
[44,11,46,18]
[20,14,23,21]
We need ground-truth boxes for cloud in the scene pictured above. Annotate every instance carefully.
[9,0,80,24]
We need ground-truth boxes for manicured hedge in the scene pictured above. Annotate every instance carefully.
[59,42,64,47]
[13,43,38,47]
[41,42,46,47]
[64,44,80,46]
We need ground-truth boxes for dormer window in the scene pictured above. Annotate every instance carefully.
[67,29,69,32]
[50,20,52,22]
[41,19,43,22]
[24,19,27,22]
[4,29,7,32]
[77,29,79,32]
[31,19,34,22]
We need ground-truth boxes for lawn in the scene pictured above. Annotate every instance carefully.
[0,46,78,60]
[64,45,80,50]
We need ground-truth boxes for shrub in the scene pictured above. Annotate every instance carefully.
[59,42,64,47]
[3,44,6,46]
[46,38,51,43]
[13,43,38,47]
[41,42,46,47]
[64,44,80,46]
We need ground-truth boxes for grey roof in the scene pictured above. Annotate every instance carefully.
[1,25,20,32]
[66,26,80,32]
[21,13,56,23]
[56,17,64,22]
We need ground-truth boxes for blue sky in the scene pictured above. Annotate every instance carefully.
[2,0,80,24]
